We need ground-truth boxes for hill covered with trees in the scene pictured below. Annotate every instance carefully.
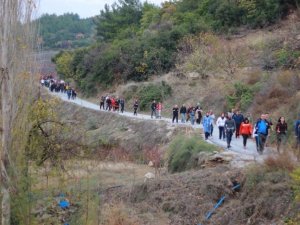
[53,0,299,96]
[36,13,95,49]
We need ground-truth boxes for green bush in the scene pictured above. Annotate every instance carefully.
[226,82,261,111]
[137,81,172,111]
[167,135,218,173]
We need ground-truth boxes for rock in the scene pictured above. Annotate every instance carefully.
[40,213,52,220]
[148,161,154,167]
[196,152,212,166]
[144,172,155,182]
[187,72,200,79]
[209,154,233,163]
[296,34,300,40]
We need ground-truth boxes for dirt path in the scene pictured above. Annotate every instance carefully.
[50,91,274,167]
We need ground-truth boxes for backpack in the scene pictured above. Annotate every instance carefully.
[257,120,267,134]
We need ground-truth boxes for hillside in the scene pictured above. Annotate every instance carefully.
[53,0,300,95]
[29,1,300,224]
[29,92,300,225]
[36,13,95,50]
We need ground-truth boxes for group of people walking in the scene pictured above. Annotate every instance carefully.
[202,110,293,155]
[99,95,125,113]
[41,76,77,100]
[41,77,300,157]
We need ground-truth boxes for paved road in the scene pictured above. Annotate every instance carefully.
[50,91,274,167]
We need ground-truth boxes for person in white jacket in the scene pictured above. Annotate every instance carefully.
[216,113,227,140]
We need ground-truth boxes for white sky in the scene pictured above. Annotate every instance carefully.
[38,0,166,18]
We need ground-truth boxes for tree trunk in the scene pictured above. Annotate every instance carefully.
[0,0,13,223]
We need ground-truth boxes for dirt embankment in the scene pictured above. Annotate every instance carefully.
[55,99,177,160]
[100,165,298,225]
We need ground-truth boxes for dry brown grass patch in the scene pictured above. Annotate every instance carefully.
[264,154,296,172]
[101,203,139,225]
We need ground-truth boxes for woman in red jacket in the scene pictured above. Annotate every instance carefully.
[156,102,162,119]
[239,118,253,149]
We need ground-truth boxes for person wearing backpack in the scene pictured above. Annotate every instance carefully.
[255,114,271,154]
[276,116,287,153]
[239,118,253,149]
[225,114,236,149]
[216,113,226,140]
[203,112,212,140]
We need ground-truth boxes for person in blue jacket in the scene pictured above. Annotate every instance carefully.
[203,112,212,140]
[295,116,300,160]
[255,114,271,154]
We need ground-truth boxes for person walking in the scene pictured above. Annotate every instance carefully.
[225,115,236,149]
[120,98,125,113]
[151,100,157,119]
[172,105,179,123]
[210,110,215,137]
[203,112,212,140]
[295,115,300,160]
[100,96,105,110]
[232,110,244,138]
[190,107,195,125]
[196,107,202,124]
[133,100,139,116]
[275,117,288,153]
[156,102,162,119]
[180,104,187,123]
[216,113,226,140]
[239,118,253,149]
[255,114,271,154]
[265,112,273,147]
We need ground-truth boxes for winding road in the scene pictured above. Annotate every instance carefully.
[50,90,274,167]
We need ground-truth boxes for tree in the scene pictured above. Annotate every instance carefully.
[0,0,37,223]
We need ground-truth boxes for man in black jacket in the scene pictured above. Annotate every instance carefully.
[151,100,157,118]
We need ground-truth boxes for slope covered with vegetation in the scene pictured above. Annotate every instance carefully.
[36,13,94,49]
[53,0,300,95]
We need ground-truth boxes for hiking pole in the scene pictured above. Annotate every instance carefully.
[197,184,240,225]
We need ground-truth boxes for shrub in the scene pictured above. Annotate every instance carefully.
[226,82,261,111]
[137,81,172,111]
[264,155,296,172]
[101,204,138,225]
[167,135,218,173]
[291,167,300,202]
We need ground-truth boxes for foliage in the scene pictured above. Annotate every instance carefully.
[167,135,218,173]
[255,37,300,70]
[291,167,300,202]
[137,81,172,110]
[226,82,261,111]
[52,0,299,95]
[35,13,94,49]
[26,98,88,167]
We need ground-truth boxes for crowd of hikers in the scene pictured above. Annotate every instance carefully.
[146,100,300,156]
[41,77,300,157]
[40,75,77,100]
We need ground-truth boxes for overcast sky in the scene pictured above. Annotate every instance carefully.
[38,0,166,18]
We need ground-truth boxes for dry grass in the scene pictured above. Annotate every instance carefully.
[101,203,140,225]
[264,154,296,172]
